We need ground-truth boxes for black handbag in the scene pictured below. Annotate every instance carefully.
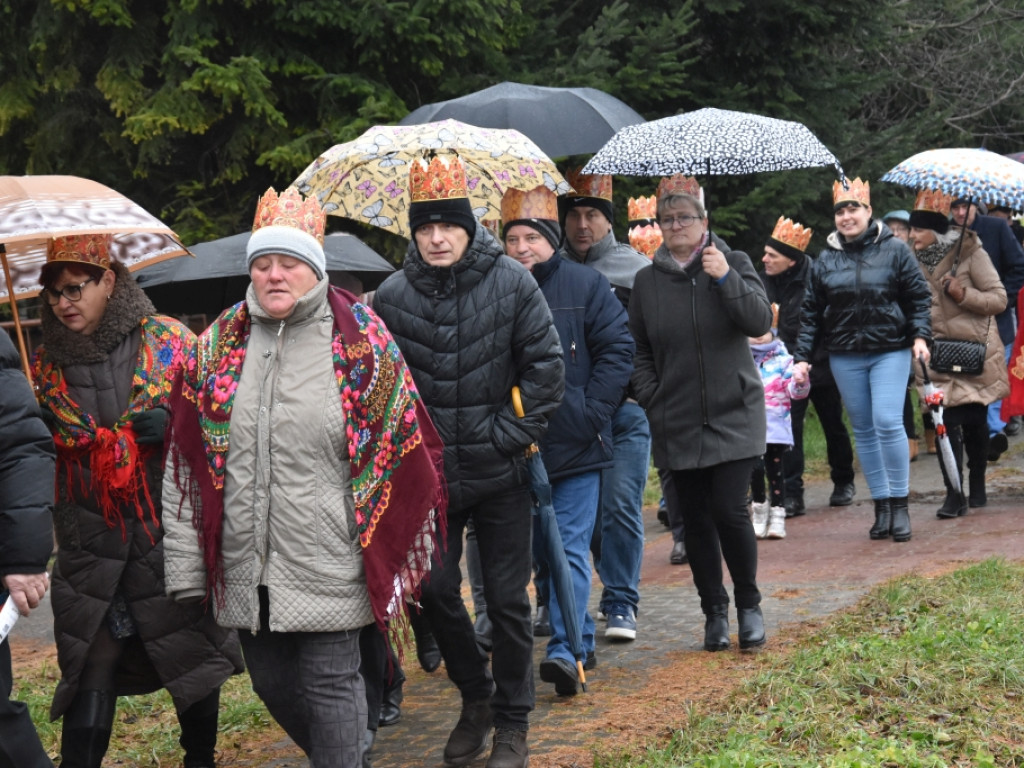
[930,337,986,375]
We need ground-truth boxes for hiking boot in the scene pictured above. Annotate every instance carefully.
[749,500,770,538]
[869,498,892,540]
[765,506,786,539]
[486,728,529,768]
[443,699,493,767]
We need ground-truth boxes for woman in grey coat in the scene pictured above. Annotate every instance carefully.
[628,188,773,653]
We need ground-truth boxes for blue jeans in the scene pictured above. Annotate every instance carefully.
[533,471,600,663]
[596,401,651,613]
[830,349,912,498]
[987,345,1013,436]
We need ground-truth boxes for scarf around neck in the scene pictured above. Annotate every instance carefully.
[167,286,446,634]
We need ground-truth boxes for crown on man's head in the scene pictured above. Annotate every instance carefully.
[913,188,954,217]
[628,224,663,258]
[501,185,558,225]
[628,195,658,222]
[770,217,813,253]
[409,154,470,203]
[564,167,613,201]
[833,177,870,208]
[47,234,111,268]
[656,174,702,202]
[252,187,325,243]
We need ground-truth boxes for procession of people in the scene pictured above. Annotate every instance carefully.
[3,101,1024,768]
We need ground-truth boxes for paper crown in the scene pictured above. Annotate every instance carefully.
[409,154,470,203]
[627,195,658,222]
[47,234,111,268]
[252,186,325,243]
[501,185,558,224]
[628,223,663,258]
[771,303,780,331]
[769,217,813,254]
[913,188,954,217]
[833,178,870,208]
[564,167,613,201]
[656,174,702,202]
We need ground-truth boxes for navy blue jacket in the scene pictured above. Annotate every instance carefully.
[532,253,634,480]
[969,214,1024,345]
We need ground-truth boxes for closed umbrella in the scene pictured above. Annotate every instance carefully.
[918,356,963,498]
[511,386,586,691]
[400,81,645,158]
[134,231,394,316]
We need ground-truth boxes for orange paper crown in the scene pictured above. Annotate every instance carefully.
[913,188,954,217]
[47,233,111,268]
[501,186,558,224]
[252,187,325,243]
[771,303,780,331]
[564,167,613,201]
[628,195,658,222]
[770,217,813,253]
[656,174,702,201]
[409,154,470,203]
[833,177,870,208]
[628,223,663,258]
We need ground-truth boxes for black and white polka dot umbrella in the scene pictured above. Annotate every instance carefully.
[582,107,845,181]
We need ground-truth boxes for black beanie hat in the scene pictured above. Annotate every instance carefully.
[908,209,950,235]
[558,195,614,227]
[409,198,477,238]
[502,218,562,252]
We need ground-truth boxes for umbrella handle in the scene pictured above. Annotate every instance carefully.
[511,385,525,419]
[917,353,930,385]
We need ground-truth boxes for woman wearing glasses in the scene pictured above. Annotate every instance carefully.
[32,235,242,768]
[628,177,773,653]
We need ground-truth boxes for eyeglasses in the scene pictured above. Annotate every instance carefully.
[43,278,96,306]
[659,215,701,229]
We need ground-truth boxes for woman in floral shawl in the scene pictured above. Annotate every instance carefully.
[32,234,243,768]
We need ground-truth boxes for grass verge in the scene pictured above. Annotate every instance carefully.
[596,558,1024,767]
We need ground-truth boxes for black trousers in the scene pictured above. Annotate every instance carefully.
[785,381,855,497]
[419,488,534,729]
[671,458,761,614]
[750,444,787,506]
[938,403,989,491]
[0,638,53,768]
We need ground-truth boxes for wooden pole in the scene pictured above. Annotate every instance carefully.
[0,246,33,382]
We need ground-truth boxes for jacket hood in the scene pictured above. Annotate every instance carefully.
[39,261,156,367]
[826,219,891,252]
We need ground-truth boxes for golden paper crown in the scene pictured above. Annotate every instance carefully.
[409,154,470,203]
[628,195,658,222]
[252,187,325,243]
[564,167,613,201]
[628,223,663,258]
[833,177,870,207]
[656,174,702,201]
[913,188,954,217]
[770,217,813,253]
[47,234,111,268]
[771,303,780,331]
[501,186,558,225]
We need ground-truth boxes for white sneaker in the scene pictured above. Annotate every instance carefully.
[750,501,770,539]
[766,506,787,539]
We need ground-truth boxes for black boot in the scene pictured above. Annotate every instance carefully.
[703,604,730,652]
[59,690,116,768]
[409,608,442,673]
[936,490,967,519]
[869,498,892,540]
[379,667,404,727]
[737,606,766,650]
[964,421,990,508]
[443,698,493,767]
[890,496,911,542]
[178,688,220,768]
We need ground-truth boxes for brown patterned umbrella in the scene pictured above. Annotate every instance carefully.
[0,175,189,376]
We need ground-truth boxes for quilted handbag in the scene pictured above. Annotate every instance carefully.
[930,337,986,375]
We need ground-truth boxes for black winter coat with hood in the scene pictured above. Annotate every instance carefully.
[373,226,564,511]
[794,220,932,362]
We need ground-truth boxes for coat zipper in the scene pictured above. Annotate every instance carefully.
[691,276,709,426]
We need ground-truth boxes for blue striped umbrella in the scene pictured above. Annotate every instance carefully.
[881,148,1024,210]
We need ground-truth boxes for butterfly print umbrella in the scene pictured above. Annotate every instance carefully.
[295,119,571,239]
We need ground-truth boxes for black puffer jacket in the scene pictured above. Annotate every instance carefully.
[794,221,932,362]
[0,329,54,579]
[373,226,564,510]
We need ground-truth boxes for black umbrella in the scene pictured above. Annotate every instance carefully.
[399,81,645,159]
[134,231,394,316]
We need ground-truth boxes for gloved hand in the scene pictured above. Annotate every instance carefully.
[129,407,168,445]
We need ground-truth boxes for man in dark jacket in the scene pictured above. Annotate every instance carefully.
[951,198,1024,452]
[760,218,856,513]
[501,186,633,697]
[374,156,563,768]
[0,328,56,768]
[558,168,651,643]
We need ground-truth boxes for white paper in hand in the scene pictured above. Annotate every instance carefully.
[0,590,20,644]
